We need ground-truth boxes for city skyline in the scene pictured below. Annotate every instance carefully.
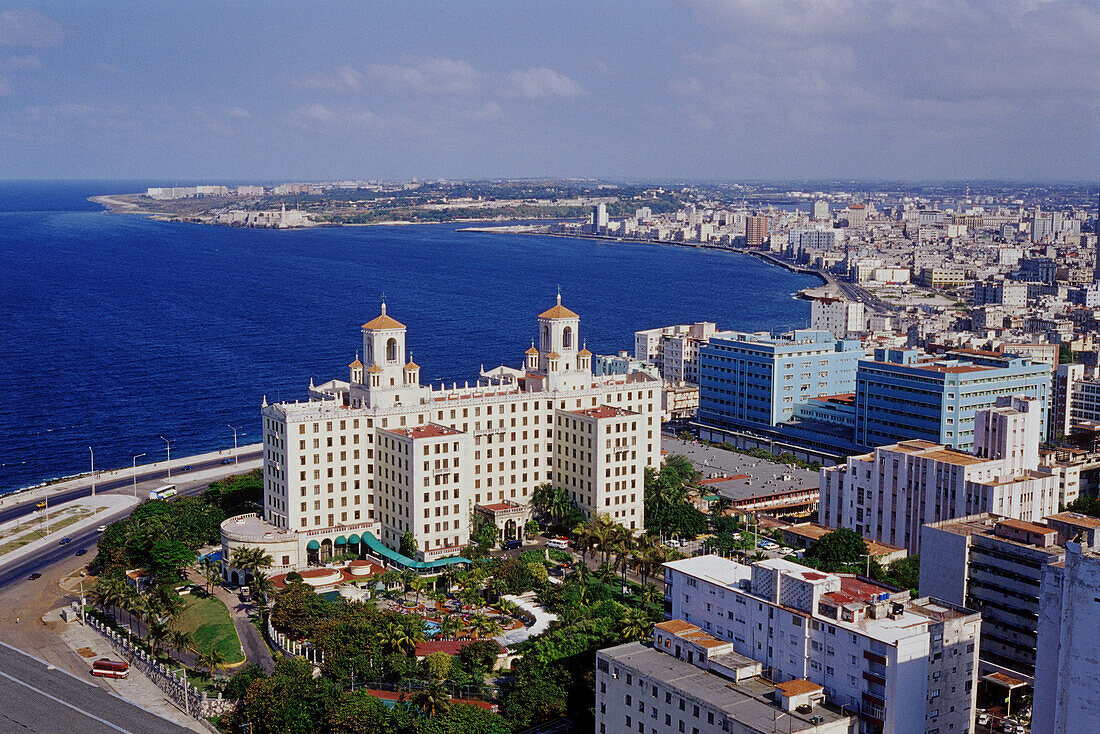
[1,1,1098,182]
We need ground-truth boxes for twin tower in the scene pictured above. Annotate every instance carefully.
[348,294,594,409]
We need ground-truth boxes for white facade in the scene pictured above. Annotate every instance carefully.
[664,555,981,734]
[255,296,661,564]
[810,297,866,340]
[1032,542,1100,734]
[634,322,717,384]
[821,396,1060,552]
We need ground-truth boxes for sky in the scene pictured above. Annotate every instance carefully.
[1,1,1098,182]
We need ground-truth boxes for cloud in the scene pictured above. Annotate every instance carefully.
[2,53,40,70]
[297,58,481,95]
[506,67,583,99]
[0,10,65,47]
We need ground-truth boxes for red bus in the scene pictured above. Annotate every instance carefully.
[91,658,129,679]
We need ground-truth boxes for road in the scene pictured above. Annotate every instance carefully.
[0,641,196,734]
[0,448,262,527]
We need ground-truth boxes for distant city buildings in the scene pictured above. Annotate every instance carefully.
[809,296,865,339]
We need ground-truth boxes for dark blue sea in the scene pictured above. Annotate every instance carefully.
[0,181,815,493]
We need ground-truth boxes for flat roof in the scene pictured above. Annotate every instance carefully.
[384,423,461,439]
[783,522,904,556]
[600,643,849,732]
[568,405,638,419]
[1047,512,1100,529]
[889,441,988,466]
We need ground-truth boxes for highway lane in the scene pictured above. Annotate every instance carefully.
[0,448,262,526]
[0,503,127,590]
[0,641,196,734]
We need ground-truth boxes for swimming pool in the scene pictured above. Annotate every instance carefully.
[423,621,441,637]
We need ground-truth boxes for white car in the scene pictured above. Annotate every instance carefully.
[546,538,569,550]
[977,713,990,725]
[96,525,107,533]
[778,547,794,555]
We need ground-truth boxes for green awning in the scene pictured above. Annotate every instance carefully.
[348,534,361,545]
[359,531,470,572]
[306,540,320,550]
[334,535,347,545]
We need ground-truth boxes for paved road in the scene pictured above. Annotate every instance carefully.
[0,641,196,734]
[0,448,262,527]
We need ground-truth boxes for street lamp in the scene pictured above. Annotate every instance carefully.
[228,425,240,465]
[89,447,96,498]
[132,453,146,499]
[158,435,172,479]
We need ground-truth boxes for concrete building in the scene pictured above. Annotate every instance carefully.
[595,622,851,734]
[813,200,830,221]
[698,330,863,432]
[919,514,1077,685]
[822,397,1060,552]
[788,228,837,260]
[810,297,866,340]
[663,555,981,734]
[238,296,661,568]
[1032,542,1100,734]
[633,322,717,384]
[592,202,609,232]
[972,279,1029,313]
[854,349,1051,452]
[919,267,968,289]
[746,215,768,248]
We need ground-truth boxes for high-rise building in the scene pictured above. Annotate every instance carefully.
[592,202,609,231]
[854,349,1051,451]
[920,513,1091,685]
[697,330,862,432]
[633,322,717,384]
[663,555,981,734]
[809,297,865,339]
[232,296,661,571]
[821,396,1060,552]
[812,199,830,221]
[745,215,768,248]
[1032,541,1100,734]
[1094,182,1100,285]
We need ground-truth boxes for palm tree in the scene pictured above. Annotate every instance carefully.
[197,556,221,594]
[408,575,426,605]
[592,515,617,564]
[169,629,194,661]
[641,583,663,609]
[378,622,422,656]
[147,618,171,657]
[400,570,417,602]
[439,615,462,639]
[618,609,653,642]
[251,571,276,605]
[469,613,502,639]
[413,679,451,717]
[92,576,126,625]
[199,648,228,677]
[122,586,145,634]
[572,521,594,563]
[232,546,274,585]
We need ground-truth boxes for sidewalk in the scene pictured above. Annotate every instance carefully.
[48,608,208,733]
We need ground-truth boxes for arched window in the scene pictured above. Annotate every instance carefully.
[563,326,573,349]
[365,341,373,362]
[541,325,549,349]
[386,338,398,362]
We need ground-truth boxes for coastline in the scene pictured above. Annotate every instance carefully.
[458,224,832,287]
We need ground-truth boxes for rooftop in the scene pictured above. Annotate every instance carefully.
[600,643,849,733]
[569,405,638,420]
[384,423,461,439]
[889,440,989,466]
[1047,511,1100,529]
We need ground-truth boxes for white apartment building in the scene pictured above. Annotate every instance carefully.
[1032,542,1100,734]
[634,322,717,384]
[596,621,851,734]
[820,396,1060,552]
[243,295,661,568]
[810,297,866,340]
[664,555,981,734]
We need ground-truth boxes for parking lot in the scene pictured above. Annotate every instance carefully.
[662,435,818,497]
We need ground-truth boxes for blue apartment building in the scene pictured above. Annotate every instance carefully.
[697,330,863,432]
[854,348,1052,451]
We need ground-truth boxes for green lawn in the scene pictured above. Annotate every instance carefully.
[177,595,244,666]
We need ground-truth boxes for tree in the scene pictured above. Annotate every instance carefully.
[252,571,277,605]
[882,555,921,594]
[413,679,452,717]
[197,556,221,595]
[232,545,274,584]
[199,647,228,677]
[378,621,421,656]
[146,618,171,657]
[439,615,462,640]
[169,629,194,660]
[148,538,196,581]
[618,608,653,642]
[422,651,453,681]
[399,531,418,559]
[805,528,868,572]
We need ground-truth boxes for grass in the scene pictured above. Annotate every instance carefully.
[177,594,244,666]
[0,509,99,555]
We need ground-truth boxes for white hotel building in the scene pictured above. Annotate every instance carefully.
[228,296,661,571]
[664,555,981,734]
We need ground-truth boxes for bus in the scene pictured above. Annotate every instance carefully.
[91,658,129,679]
[149,484,177,500]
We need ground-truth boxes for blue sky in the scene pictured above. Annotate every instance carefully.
[1,1,1097,181]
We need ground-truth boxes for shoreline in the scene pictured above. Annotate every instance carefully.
[458,225,832,287]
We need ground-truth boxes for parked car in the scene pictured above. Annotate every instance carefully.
[546,539,570,550]
[28,572,41,580]
[977,713,990,726]
[778,547,794,555]
[1002,720,1018,733]
[502,539,522,550]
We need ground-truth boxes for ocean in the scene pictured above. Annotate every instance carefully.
[0,181,815,493]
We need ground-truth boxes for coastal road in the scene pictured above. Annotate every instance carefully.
[0,641,196,734]
[0,448,262,527]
